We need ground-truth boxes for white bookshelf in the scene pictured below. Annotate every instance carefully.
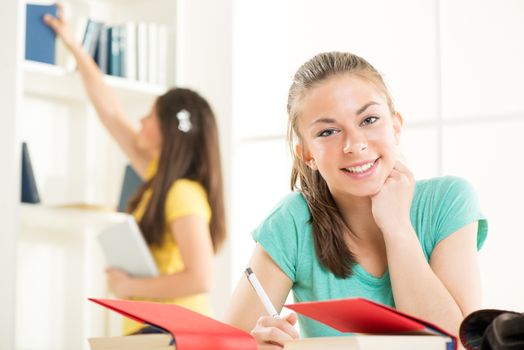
[24,60,165,104]
[19,203,128,231]
[16,205,127,350]
[4,0,234,349]
[14,1,179,349]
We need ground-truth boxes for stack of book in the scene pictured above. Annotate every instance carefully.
[88,297,457,350]
[25,3,167,85]
[75,19,168,85]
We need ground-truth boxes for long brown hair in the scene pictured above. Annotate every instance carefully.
[287,52,395,278]
[128,88,226,252]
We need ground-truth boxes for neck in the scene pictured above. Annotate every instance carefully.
[332,192,381,241]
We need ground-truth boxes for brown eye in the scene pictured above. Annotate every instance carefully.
[361,116,379,126]
[318,129,339,137]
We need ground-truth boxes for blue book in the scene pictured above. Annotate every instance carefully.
[108,26,121,77]
[117,165,143,212]
[95,24,109,73]
[21,142,41,204]
[119,25,127,78]
[82,19,103,59]
[25,4,57,64]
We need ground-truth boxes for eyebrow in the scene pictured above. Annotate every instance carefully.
[356,101,380,115]
[309,117,336,127]
[309,101,381,127]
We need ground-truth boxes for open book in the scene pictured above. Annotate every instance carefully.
[88,298,456,350]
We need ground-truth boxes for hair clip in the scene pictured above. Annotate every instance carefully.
[176,109,192,133]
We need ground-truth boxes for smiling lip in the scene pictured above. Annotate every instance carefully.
[343,159,378,168]
[341,158,379,179]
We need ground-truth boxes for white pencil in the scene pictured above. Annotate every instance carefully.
[245,267,279,317]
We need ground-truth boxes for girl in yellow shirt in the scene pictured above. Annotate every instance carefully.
[45,6,226,335]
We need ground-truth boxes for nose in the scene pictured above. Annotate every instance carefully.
[343,130,367,154]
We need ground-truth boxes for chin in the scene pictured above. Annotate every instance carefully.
[345,180,385,198]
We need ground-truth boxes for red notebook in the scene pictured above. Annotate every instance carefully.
[285,298,456,349]
[89,297,456,350]
[89,298,257,350]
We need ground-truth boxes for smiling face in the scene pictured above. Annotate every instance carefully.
[296,73,402,199]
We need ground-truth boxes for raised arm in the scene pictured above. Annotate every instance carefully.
[44,4,152,176]
[224,244,299,349]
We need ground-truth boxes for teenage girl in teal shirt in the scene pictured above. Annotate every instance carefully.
[224,52,488,349]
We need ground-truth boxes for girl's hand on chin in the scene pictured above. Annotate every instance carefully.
[370,160,415,235]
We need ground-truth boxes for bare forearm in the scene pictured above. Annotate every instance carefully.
[384,226,463,335]
[128,269,212,299]
[69,43,125,125]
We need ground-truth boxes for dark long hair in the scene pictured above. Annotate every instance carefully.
[128,88,226,252]
[287,52,395,278]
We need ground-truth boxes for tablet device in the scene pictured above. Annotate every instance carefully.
[97,217,159,277]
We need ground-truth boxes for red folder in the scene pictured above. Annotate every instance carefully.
[89,298,257,350]
[285,298,456,349]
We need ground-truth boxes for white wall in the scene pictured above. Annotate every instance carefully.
[175,0,234,319]
[230,0,524,311]
[439,0,524,310]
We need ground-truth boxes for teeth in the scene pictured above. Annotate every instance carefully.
[345,161,374,173]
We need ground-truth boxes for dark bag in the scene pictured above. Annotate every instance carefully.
[460,309,524,350]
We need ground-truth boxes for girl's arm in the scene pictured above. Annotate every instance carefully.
[384,221,480,337]
[44,5,152,176]
[224,244,299,349]
[108,214,215,298]
[372,161,481,337]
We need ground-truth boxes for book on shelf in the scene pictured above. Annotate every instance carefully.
[136,21,149,82]
[88,297,456,350]
[25,3,58,65]
[147,22,158,84]
[107,25,122,77]
[157,25,167,87]
[124,22,137,81]
[95,24,109,73]
[20,142,41,204]
[83,19,104,60]
[117,164,143,213]
[69,18,166,82]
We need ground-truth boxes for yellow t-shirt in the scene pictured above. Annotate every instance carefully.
[123,160,212,335]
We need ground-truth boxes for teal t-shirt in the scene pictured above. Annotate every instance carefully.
[251,176,488,338]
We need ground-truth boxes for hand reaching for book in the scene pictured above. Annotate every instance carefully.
[250,312,299,349]
[43,3,77,50]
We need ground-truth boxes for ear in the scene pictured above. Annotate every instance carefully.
[392,112,404,145]
[295,143,317,170]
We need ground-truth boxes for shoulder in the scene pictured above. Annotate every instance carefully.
[251,192,311,282]
[415,176,478,203]
[412,176,487,254]
[252,191,312,247]
[251,191,311,245]
[168,179,207,197]
[262,192,311,226]
[165,179,210,222]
